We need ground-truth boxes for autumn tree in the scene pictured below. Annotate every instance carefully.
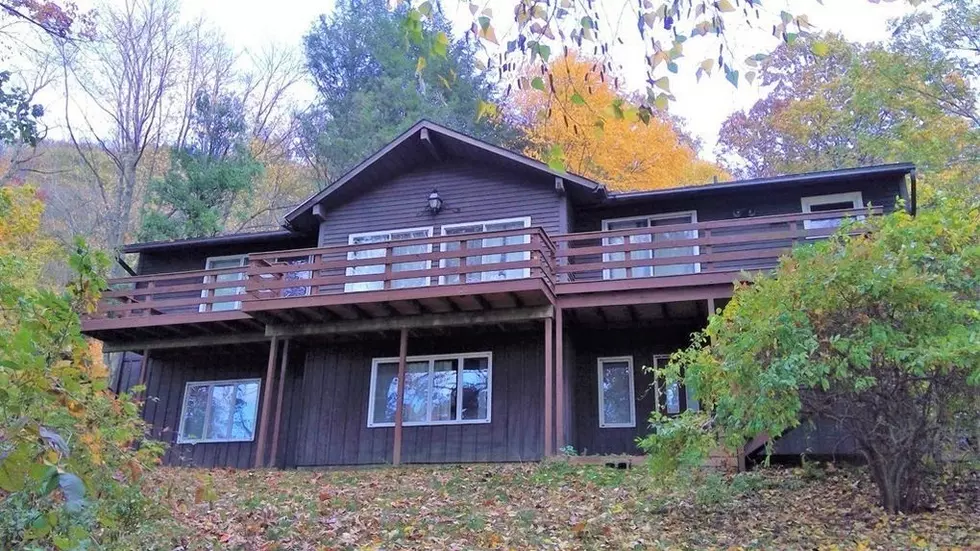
[639,198,980,513]
[0,186,164,548]
[513,52,725,191]
[717,34,980,198]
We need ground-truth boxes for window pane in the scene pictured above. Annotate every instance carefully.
[600,361,633,425]
[373,362,399,425]
[232,382,259,439]
[461,357,489,420]
[652,216,697,276]
[402,361,430,423]
[208,384,235,439]
[181,384,209,440]
[431,359,458,421]
[686,386,699,412]
[666,382,680,414]
[809,201,855,212]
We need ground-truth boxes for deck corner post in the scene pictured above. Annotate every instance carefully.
[544,316,554,457]
[136,348,151,411]
[554,308,565,452]
[255,336,280,468]
[392,328,409,466]
[270,338,290,468]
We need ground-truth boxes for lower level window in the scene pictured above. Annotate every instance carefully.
[178,379,260,443]
[598,356,636,428]
[369,352,491,427]
[652,355,699,414]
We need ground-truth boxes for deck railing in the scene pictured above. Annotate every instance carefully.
[85,208,879,324]
[553,207,879,284]
[89,265,249,320]
[245,226,557,302]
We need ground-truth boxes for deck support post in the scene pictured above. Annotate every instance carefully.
[255,337,279,468]
[392,328,409,466]
[270,339,290,468]
[134,349,152,418]
[554,308,565,452]
[544,316,554,457]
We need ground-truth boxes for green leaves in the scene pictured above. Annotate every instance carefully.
[530,76,546,91]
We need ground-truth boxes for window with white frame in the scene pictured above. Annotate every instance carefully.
[651,354,699,415]
[368,352,491,427]
[440,217,531,284]
[345,227,433,292]
[177,379,261,443]
[597,356,636,428]
[201,255,247,312]
[601,212,699,280]
[801,192,864,230]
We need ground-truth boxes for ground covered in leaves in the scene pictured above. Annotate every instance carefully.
[122,462,979,550]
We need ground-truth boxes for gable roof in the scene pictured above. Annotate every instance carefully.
[284,120,605,230]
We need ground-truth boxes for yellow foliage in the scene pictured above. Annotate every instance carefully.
[513,52,728,192]
[0,185,60,289]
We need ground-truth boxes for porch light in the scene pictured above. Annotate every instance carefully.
[426,189,443,214]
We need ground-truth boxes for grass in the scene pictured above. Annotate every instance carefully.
[118,461,979,550]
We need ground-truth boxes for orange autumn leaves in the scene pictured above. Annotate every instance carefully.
[513,53,727,191]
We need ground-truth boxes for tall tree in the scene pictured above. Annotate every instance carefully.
[138,92,261,241]
[60,0,184,252]
[717,34,980,195]
[512,52,726,191]
[299,0,516,182]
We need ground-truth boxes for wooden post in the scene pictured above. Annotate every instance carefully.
[254,337,279,468]
[544,316,554,457]
[392,328,409,465]
[270,339,290,468]
[136,348,151,408]
[554,308,565,452]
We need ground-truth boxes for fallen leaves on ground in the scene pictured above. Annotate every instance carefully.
[121,462,979,550]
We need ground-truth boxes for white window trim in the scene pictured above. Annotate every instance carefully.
[367,351,493,428]
[176,378,261,444]
[600,211,701,280]
[801,192,864,230]
[438,217,532,284]
[200,254,247,312]
[345,225,435,292]
[597,356,636,428]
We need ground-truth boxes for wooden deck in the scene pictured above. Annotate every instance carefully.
[82,208,877,342]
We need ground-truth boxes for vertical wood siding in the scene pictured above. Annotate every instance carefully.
[293,329,546,466]
[316,160,563,247]
[570,324,703,456]
[573,175,906,233]
[140,345,304,469]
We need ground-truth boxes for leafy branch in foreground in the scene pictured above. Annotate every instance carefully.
[639,196,980,513]
[0,186,164,549]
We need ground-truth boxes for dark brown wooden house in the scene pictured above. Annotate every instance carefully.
[87,120,916,469]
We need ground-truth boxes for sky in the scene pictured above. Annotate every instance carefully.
[178,0,917,159]
[32,0,920,160]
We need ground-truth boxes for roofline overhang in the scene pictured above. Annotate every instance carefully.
[603,163,917,203]
[120,229,299,254]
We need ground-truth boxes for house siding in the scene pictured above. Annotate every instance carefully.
[573,175,906,233]
[139,345,304,469]
[570,324,703,456]
[315,160,562,247]
[293,329,546,466]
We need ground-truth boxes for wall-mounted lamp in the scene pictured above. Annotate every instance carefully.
[426,189,443,215]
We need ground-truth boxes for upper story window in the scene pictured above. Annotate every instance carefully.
[597,356,636,428]
[440,217,531,283]
[801,192,864,230]
[368,352,492,427]
[345,227,433,292]
[177,378,260,443]
[601,212,699,280]
[202,255,247,312]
